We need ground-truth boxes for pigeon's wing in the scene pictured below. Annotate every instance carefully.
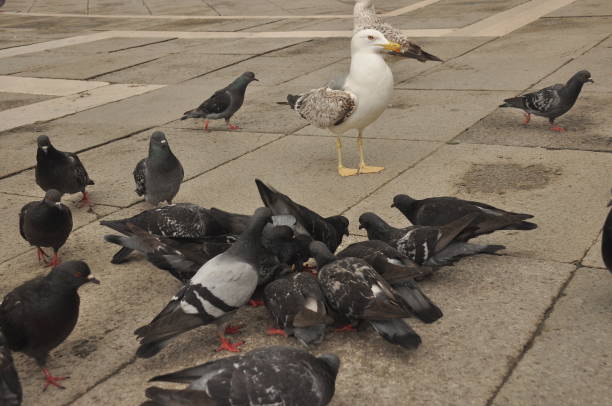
[523,84,563,113]
[66,152,93,187]
[144,386,216,406]
[150,356,239,384]
[0,336,21,406]
[18,202,36,241]
[133,158,147,196]
[208,207,251,235]
[289,87,356,128]
[0,291,29,352]
[198,90,232,115]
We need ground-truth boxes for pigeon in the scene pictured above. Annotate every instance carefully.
[134,131,184,206]
[0,331,21,406]
[208,207,251,235]
[353,0,442,62]
[337,240,442,323]
[358,212,505,266]
[134,207,272,357]
[19,189,73,267]
[100,203,227,264]
[181,72,258,131]
[35,135,94,207]
[143,346,339,406]
[264,272,332,346]
[0,261,99,390]
[603,196,612,273]
[310,241,421,349]
[392,194,537,241]
[256,179,349,252]
[499,70,593,132]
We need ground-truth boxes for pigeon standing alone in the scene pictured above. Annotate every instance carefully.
[19,189,73,267]
[602,195,612,273]
[35,135,94,207]
[134,131,184,206]
[0,261,99,390]
[499,70,593,132]
[181,71,258,131]
[0,331,21,406]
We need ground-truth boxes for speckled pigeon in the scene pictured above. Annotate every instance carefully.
[499,70,593,131]
[134,131,184,206]
[181,72,258,131]
[35,135,94,207]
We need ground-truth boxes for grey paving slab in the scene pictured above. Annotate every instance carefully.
[583,232,605,269]
[51,37,178,55]
[295,89,514,142]
[456,91,612,152]
[89,0,150,15]
[0,129,283,207]
[143,18,278,32]
[144,0,219,16]
[548,0,612,17]
[29,0,87,14]
[492,267,612,406]
[344,143,612,264]
[68,254,573,406]
[179,37,307,55]
[0,91,56,111]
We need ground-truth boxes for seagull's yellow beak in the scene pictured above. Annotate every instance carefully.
[381,42,402,53]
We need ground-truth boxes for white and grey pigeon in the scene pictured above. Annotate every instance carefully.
[35,135,94,207]
[134,131,184,206]
[134,207,272,357]
[181,71,258,131]
[499,70,593,132]
[353,0,442,62]
[142,346,339,406]
[358,212,505,266]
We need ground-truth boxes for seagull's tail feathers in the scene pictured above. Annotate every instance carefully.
[286,94,301,110]
[500,96,527,109]
[144,387,216,406]
[391,279,443,324]
[391,42,443,62]
[369,319,421,349]
[428,243,505,266]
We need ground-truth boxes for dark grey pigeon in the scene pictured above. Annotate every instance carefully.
[256,179,349,253]
[100,203,226,264]
[0,261,99,391]
[134,207,272,357]
[264,272,332,347]
[392,194,537,241]
[35,135,94,207]
[358,212,505,266]
[181,72,258,131]
[499,70,593,132]
[602,196,612,273]
[19,189,73,267]
[310,241,421,349]
[134,131,184,206]
[0,331,21,406]
[337,240,442,323]
[143,346,339,406]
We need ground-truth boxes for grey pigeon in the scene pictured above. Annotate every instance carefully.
[19,189,73,267]
[0,331,21,406]
[358,212,505,266]
[134,131,184,206]
[603,195,612,273]
[499,70,593,131]
[35,135,94,207]
[264,272,332,347]
[134,207,272,357]
[392,194,537,241]
[143,346,339,406]
[181,71,258,131]
[0,261,99,390]
[310,241,421,349]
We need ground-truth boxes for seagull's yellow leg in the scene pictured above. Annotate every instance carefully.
[336,137,358,177]
[357,130,384,174]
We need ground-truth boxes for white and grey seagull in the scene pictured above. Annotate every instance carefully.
[286,29,401,177]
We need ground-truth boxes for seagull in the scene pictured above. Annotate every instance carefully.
[353,0,442,62]
[286,29,401,176]
[499,70,593,132]
[603,193,612,273]
[181,72,258,131]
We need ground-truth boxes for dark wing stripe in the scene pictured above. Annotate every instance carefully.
[187,285,238,314]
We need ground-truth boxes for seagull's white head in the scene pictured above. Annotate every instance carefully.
[351,29,401,55]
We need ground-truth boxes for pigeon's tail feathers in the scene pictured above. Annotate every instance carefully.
[371,254,435,282]
[111,246,134,264]
[369,319,421,349]
[429,243,505,266]
[100,219,131,236]
[276,101,290,105]
[135,341,170,359]
[503,221,538,231]
[180,109,202,120]
[500,96,526,109]
[286,94,301,109]
[392,281,443,324]
[436,212,480,251]
[104,234,151,255]
[135,312,204,359]
[145,387,216,406]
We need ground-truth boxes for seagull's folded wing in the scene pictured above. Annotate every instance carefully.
[295,88,356,129]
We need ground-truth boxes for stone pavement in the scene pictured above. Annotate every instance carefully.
[0,1,610,405]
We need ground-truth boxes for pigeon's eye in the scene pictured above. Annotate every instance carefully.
[367,35,375,40]
[74,272,82,278]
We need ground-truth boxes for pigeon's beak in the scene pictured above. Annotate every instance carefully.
[381,42,402,53]
[160,139,167,144]
[587,78,594,83]
[87,275,101,284]
[55,202,62,208]
[607,199,611,207]
[42,146,48,154]
[390,203,396,208]
[253,78,259,81]
[344,229,350,236]
[358,224,365,230]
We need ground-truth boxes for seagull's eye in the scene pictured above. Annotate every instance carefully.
[367,35,375,40]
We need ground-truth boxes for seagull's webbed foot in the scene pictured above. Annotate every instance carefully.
[550,125,566,132]
[358,164,384,174]
[266,328,288,337]
[42,368,69,391]
[338,166,358,177]
[216,337,244,352]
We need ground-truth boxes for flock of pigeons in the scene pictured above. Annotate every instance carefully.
[0,1,608,406]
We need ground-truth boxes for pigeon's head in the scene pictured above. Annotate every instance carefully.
[358,212,387,232]
[326,215,350,237]
[318,353,341,378]
[149,131,170,152]
[241,71,258,82]
[572,70,593,84]
[308,240,336,267]
[352,29,401,55]
[49,260,100,289]
[391,194,417,211]
[37,135,52,154]
[43,189,63,208]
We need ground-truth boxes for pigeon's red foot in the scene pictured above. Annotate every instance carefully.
[203,120,210,132]
[75,191,92,208]
[550,125,566,132]
[266,328,288,337]
[36,248,50,263]
[226,124,240,130]
[224,325,243,335]
[335,324,357,332]
[522,113,531,124]
[248,299,264,307]
[216,337,244,353]
[42,368,69,391]
[45,254,61,268]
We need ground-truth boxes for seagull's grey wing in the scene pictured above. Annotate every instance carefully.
[292,88,356,129]
[133,158,147,196]
[524,84,563,113]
